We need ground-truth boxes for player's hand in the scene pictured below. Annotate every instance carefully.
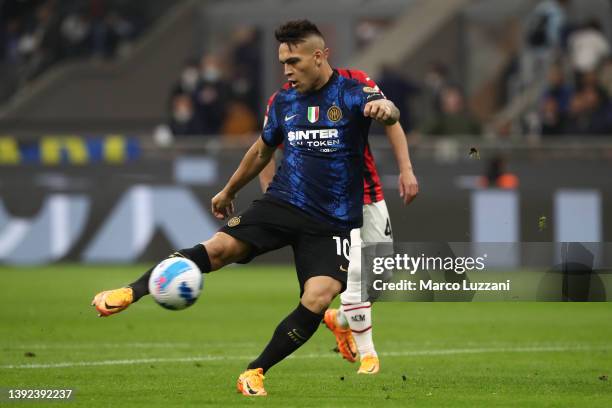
[211,190,236,220]
[398,169,418,205]
[364,99,398,125]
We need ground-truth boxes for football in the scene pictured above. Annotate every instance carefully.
[148,257,203,310]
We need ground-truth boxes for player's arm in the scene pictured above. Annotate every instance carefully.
[364,99,400,126]
[385,122,419,205]
[212,137,276,219]
[348,69,398,126]
[259,156,276,193]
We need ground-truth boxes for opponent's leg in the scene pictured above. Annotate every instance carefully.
[238,276,341,396]
[334,201,392,372]
[92,232,250,316]
[337,228,379,373]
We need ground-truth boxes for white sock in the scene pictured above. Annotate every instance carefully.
[340,302,377,358]
[336,309,349,328]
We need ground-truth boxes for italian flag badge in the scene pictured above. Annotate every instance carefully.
[307,106,319,123]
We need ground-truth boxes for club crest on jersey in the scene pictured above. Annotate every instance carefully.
[307,106,319,123]
[327,106,343,122]
[227,216,241,227]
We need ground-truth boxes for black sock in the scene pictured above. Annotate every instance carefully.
[128,244,211,301]
[247,303,323,373]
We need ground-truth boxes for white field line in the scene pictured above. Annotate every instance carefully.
[2,344,610,370]
[2,342,258,350]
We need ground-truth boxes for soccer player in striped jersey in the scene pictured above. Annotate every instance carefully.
[92,20,404,396]
[260,69,418,374]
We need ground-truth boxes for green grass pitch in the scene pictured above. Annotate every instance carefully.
[1,265,611,407]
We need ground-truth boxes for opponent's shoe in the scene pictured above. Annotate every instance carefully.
[91,287,134,317]
[236,368,267,396]
[357,355,380,374]
[323,308,358,363]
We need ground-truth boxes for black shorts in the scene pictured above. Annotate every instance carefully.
[219,196,350,294]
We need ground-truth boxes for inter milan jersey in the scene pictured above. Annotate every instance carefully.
[262,70,384,230]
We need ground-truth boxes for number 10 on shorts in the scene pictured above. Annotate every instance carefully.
[333,236,350,260]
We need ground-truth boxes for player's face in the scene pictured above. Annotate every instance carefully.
[278,42,325,93]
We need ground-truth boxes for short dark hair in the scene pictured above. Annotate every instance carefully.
[274,20,324,45]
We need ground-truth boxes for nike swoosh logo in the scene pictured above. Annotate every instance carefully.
[345,340,357,358]
[291,329,306,341]
[245,381,259,395]
[284,114,298,122]
[339,265,348,272]
[104,302,121,310]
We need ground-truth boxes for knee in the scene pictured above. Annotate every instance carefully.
[202,233,248,270]
[301,290,336,313]
[301,278,342,313]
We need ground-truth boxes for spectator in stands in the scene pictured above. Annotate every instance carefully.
[568,19,610,79]
[376,65,420,132]
[194,54,230,135]
[104,10,136,57]
[540,95,568,135]
[423,61,450,117]
[88,0,109,58]
[539,63,572,135]
[19,0,62,80]
[0,0,154,106]
[171,59,200,97]
[577,70,610,102]
[542,63,572,113]
[599,57,612,98]
[1,18,22,63]
[60,10,91,58]
[230,27,261,115]
[221,99,258,137]
[86,1,135,59]
[169,93,204,136]
[420,85,481,136]
[521,0,569,86]
[566,84,612,134]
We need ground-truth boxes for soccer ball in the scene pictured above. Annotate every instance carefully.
[148,257,203,310]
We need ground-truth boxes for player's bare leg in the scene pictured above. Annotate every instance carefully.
[91,232,251,316]
[239,276,341,396]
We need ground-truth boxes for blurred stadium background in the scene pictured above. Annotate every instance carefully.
[0,0,612,264]
[1,0,611,265]
[2,1,612,405]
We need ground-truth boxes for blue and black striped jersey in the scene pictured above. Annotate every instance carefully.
[262,70,384,230]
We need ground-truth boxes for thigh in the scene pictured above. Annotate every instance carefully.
[218,199,293,263]
[361,200,393,243]
[361,201,394,301]
[293,230,350,296]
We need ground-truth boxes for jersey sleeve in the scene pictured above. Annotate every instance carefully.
[343,79,385,114]
[340,68,386,94]
[339,69,386,96]
[261,92,283,147]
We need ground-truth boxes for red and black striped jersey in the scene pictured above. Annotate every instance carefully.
[263,68,385,206]
[336,68,385,204]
